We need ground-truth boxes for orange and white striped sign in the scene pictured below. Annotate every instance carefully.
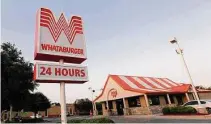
[34,8,86,64]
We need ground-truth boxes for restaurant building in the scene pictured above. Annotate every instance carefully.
[94,75,211,116]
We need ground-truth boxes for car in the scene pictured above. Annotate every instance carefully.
[30,114,42,119]
[183,100,211,114]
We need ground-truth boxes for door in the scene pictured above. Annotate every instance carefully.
[116,99,124,115]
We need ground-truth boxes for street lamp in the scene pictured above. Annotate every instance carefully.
[169,37,201,106]
[88,87,95,115]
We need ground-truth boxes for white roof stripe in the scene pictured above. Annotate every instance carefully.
[119,76,140,89]
[154,78,172,88]
[144,77,164,89]
[163,78,178,86]
[136,88,156,92]
[132,77,153,89]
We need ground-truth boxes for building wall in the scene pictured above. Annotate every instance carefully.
[183,94,188,103]
[149,104,176,114]
[129,107,151,115]
[102,102,109,116]
[95,78,144,102]
[188,93,195,100]
[140,96,147,107]
[198,92,211,99]
[111,101,118,115]
[159,96,166,105]
[47,106,61,117]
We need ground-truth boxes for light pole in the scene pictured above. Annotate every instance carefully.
[88,87,95,115]
[169,37,201,106]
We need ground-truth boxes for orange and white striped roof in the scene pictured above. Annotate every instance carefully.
[110,75,188,93]
[96,75,191,99]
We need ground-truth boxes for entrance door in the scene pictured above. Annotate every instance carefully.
[116,99,124,115]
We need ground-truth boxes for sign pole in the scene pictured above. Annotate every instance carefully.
[60,59,67,124]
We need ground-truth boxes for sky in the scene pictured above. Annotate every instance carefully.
[1,0,211,103]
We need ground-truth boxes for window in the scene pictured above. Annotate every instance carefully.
[170,96,175,104]
[148,96,160,106]
[108,101,113,109]
[128,96,141,107]
[200,101,206,104]
[184,101,198,106]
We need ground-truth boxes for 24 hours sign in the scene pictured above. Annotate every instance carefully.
[34,62,88,83]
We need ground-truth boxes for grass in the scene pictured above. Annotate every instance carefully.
[67,118,114,123]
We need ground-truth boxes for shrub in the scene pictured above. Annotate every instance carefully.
[162,106,197,115]
[67,119,85,123]
[162,107,170,115]
[67,118,114,123]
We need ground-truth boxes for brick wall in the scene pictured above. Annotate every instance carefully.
[149,104,176,114]
[102,102,109,116]
[140,96,147,107]
[47,106,61,117]
[129,107,151,115]
[159,96,166,105]
[198,92,211,99]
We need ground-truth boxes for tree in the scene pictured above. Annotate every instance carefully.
[25,92,51,119]
[51,102,60,106]
[74,98,92,115]
[1,42,38,121]
[195,85,211,90]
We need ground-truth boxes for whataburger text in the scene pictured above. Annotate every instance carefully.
[40,43,84,55]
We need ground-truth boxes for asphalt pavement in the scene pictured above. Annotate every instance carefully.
[43,115,211,123]
[108,116,211,123]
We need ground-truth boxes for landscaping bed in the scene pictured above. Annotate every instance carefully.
[162,106,198,115]
[4,118,45,123]
[67,118,114,123]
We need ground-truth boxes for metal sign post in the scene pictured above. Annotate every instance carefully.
[34,8,88,124]
[59,59,67,124]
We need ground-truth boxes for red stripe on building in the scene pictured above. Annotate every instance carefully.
[158,78,175,87]
[126,76,146,89]
[111,75,133,90]
[148,77,169,89]
[138,77,157,88]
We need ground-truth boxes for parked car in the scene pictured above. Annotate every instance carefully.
[182,100,211,114]
[30,114,42,118]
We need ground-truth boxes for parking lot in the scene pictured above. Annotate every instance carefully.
[44,115,211,123]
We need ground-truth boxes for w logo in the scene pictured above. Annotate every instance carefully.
[39,8,83,44]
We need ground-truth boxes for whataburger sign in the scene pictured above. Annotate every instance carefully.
[34,8,87,64]
[34,7,88,83]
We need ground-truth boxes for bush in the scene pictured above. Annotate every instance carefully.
[162,106,197,115]
[67,119,85,123]
[67,118,114,123]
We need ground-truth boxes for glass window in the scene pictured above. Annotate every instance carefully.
[108,101,113,109]
[128,96,141,107]
[200,101,206,104]
[170,96,175,103]
[185,101,198,106]
[148,96,160,106]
